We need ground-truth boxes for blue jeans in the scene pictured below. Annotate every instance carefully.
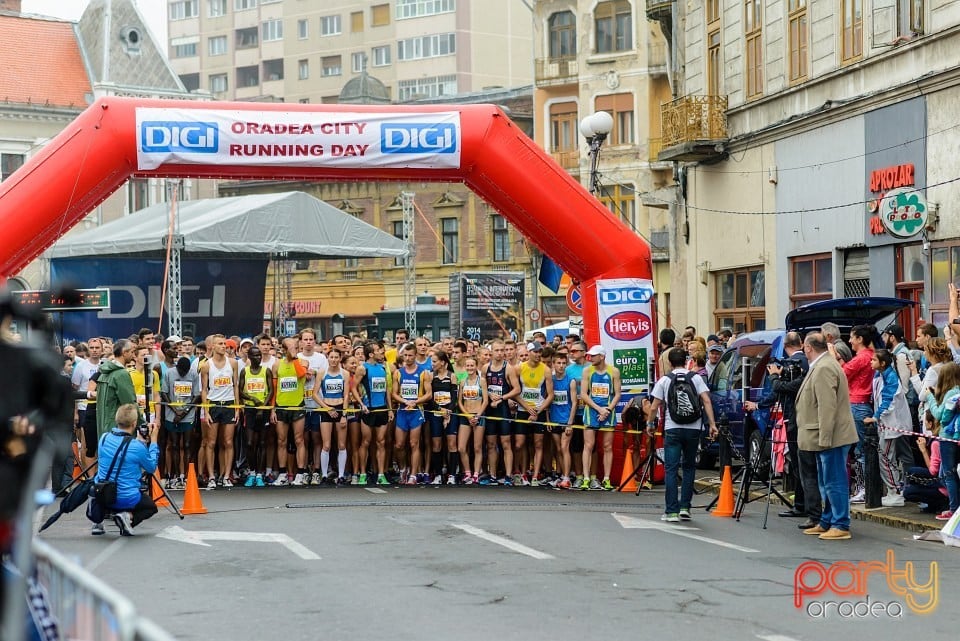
[664,428,700,515]
[850,403,872,463]
[817,444,852,531]
[939,440,959,512]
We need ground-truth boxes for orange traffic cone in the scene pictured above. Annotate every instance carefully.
[619,447,639,492]
[151,469,170,508]
[71,441,83,481]
[712,465,735,517]
[181,463,208,515]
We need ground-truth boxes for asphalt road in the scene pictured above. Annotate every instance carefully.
[37,485,960,640]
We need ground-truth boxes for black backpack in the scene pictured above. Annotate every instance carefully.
[666,372,703,424]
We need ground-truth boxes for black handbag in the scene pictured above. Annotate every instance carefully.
[92,434,132,506]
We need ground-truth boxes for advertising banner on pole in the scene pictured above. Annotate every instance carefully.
[135,108,462,170]
[595,278,656,417]
[454,272,525,342]
[50,258,268,342]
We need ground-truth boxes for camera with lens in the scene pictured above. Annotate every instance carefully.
[769,356,804,382]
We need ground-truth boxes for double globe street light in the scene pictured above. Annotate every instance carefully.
[579,111,614,195]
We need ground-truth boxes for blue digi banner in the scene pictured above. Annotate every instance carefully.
[50,258,268,342]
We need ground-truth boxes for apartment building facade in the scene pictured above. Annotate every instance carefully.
[657,0,960,337]
[531,0,675,329]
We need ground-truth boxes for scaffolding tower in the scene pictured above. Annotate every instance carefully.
[164,179,184,339]
[400,191,416,336]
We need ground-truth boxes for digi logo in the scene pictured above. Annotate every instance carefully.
[599,287,654,305]
[381,123,457,154]
[140,121,219,153]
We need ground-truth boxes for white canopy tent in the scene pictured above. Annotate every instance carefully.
[45,191,408,260]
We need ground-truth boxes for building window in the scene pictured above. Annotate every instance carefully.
[706,0,721,95]
[262,58,283,81]
[261,19,283,42]
[896,244,925,337]
[898,0,924,35]
[372,45,391,67]
[234,0,256,10]
[236,65,259,87]
[790,253,832,308]
[396,0,456,20]
[235,27,258,49]
[928,242,960,325]
[127,177,149,212]
[209,73,228,93]
[441,218,459,264]
[351,11,363,32]
[788,0,808,82]
[208,35,227,56]
[714,266,766,333]
[372,3,390,26]
[397,33,456,61]
[352,52,366,73]
[492,215,510,262]
[745,0,763,98]
[298,59,309,80]
[549,102,578,168]
[548,11,576,59]
[397,75,456,101]
[297,19,308,40]
[208,0,226,17]
[599,182,635,229]
[169,0,198,20]
[172,39,198,58]
[179,73,200,91]
[294,260,311,271]
[841,0,863,62]
[321,55,342,77]
[321,14,342,36]
[1,153,25,181]
[344,257,359,268]
[594,93,634,146]
[392,220,405,266]
[594,0,632,54]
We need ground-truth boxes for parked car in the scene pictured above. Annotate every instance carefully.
[701,297,915,471]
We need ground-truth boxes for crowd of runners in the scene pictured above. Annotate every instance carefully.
[66,328,628,491]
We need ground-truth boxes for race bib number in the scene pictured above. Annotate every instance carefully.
[488,384,503,397]
[554,389,568,405]
[174,382,193,399]
[461,386,480,401]
[136,394,146,409]
[371,377,387,393]
[245,379,266,394]
[213,375,232,388]
[433,391,452,406]
[401,382,419,399]
[591,382,610,399]
[279,377,299,393]
[324,379,344,395]
[521,387,541,404]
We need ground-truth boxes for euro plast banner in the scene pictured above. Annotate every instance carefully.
[595,278,656,395]
[135,108,462,170]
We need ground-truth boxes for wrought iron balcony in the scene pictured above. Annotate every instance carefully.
[534,57,579,83]
[646,0,674,22]
[658,94,728,162]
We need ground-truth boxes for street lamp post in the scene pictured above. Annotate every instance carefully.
[579,111,614,195]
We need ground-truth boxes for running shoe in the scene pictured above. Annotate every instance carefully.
[91,522,105,536]
[308,472,318,486]
[530,477,540,487]
[501,477,513,487]
[254,474,265,488]
[935,510,954,521]
[478,475,498,486]
[679,509,692,521]
[336,476,348,486]
[206,478,217,490]
[431,475,443,485]
[352,474,360,485]
[113,512,134,536]
[463,473,475,486]
[377,473,389,486]
[272,473,289,486]
[601,478,614,491]
[850,489,865,504]
[512,474,523,486]
[446,475,456,485]
[405,476,417,486]
[579,477,591,490]
[589,478,602,491]
[174,477,186,490]
[521,474,531,487]
[291,473,306,486]
[358,473,368,486]
[661,513,680,523]
[222,477,234,488]
[244,475,255,488]
[558,477,571,489]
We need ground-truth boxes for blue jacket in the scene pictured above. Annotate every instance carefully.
[872,366,900,421]
[96,430,159,509]
[927,385,960,441]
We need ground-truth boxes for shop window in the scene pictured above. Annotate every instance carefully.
[790,253,832,308]
[714,266,766,334]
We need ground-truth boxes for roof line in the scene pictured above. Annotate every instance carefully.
[72,22,97,101]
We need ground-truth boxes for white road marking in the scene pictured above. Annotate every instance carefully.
[452,523,554,560]
[612,513,760,553]
[86,538,126,572]
[756,635,803,641]
[365,487,388,494]
[157,526,321,560]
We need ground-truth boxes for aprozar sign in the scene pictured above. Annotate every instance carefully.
[135,108,462,170]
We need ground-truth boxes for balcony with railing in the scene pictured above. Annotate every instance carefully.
[658,94,728,162]
[646,0,674,22]
[535,57,579,84]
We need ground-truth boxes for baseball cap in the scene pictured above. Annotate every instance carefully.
[526,341,543,352]
[240,337,254,347]
[166,335,183,343]
[225,339,238,349]
[708,344,724,353]
[883,323,905,342]
[586,345,606,357]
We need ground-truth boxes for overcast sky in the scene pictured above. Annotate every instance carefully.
[21,0,168,46]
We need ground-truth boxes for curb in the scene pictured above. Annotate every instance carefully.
[693,478,943,534]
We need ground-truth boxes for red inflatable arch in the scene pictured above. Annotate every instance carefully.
[0,97,651,346]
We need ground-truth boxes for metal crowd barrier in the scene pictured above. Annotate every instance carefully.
[31,539,176,641]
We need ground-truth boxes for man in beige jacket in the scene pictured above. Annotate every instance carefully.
[795,332,860,540]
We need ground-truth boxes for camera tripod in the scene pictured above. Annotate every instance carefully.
[616,430,665,494]
[733,406,793,527]
[144,364,184,520]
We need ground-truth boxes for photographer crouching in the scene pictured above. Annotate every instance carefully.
[743,331,820,528]
[87,404,159,536]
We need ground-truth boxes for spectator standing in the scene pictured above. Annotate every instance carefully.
[838,324,876,503]
[925,362,960,521]
[863,349,914,507]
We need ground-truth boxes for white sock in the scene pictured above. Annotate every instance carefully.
[321,451,330,477]
[338,450,347,478]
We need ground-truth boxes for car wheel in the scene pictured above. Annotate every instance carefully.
[748,429,771,482]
